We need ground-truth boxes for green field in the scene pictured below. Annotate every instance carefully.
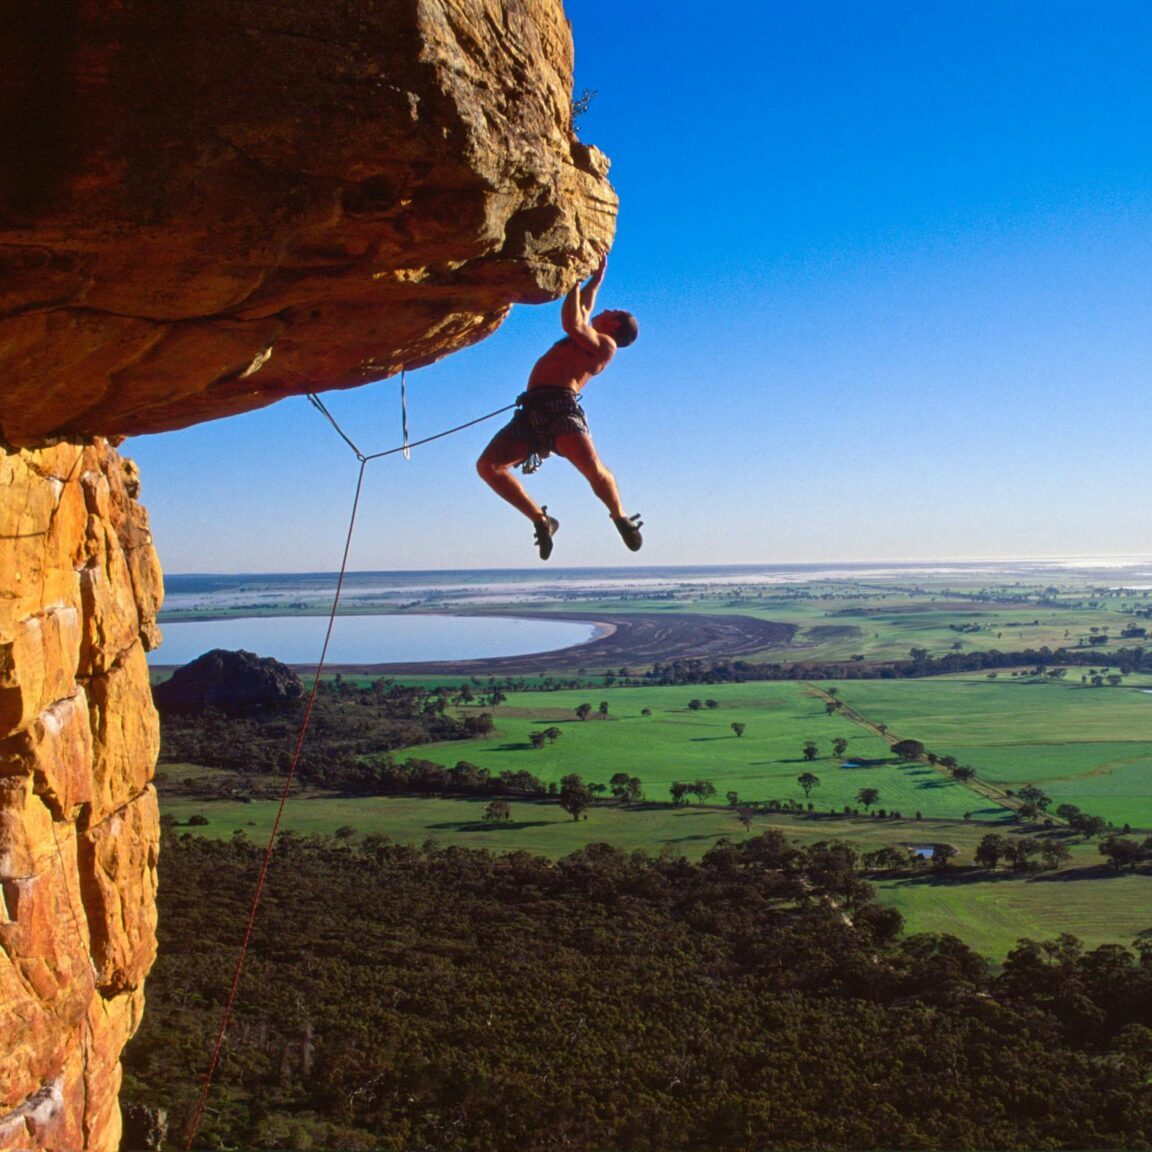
[503,589,1148,664]
[413,681,1000,819]
[812,676,1152,826]
[407,675,1152,826]
[158,672,1152,960]
[154,565,1152,979]
[873,868,1152,959]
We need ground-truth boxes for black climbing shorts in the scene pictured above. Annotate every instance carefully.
[491,388,590,463]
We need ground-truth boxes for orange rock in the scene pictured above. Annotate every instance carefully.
[0,441,159,1152]
[0,0,617,445]
[80,787,160,994]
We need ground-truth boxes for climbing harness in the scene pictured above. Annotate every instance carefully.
[506,388,589,476]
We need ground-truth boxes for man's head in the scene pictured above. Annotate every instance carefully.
[593,309,639,348]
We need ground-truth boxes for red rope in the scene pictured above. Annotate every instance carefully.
[182,458,368,1150]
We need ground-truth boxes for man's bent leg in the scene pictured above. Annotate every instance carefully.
[476,437,547,522]
[552,432,627,519]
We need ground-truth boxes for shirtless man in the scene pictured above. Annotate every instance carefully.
[476,254,642,560]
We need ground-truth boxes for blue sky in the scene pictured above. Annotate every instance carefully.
[128,0,1152,573]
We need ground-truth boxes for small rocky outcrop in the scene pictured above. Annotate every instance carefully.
[154,649,305,715]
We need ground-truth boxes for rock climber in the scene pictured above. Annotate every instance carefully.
[475,253,642,560]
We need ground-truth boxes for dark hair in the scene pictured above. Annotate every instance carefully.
[612,312,639,348]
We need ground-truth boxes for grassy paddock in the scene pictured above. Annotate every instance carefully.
[817,677,1152,826]
[420,682,993,819]
[874,869,1152,960]
[511,593,1145,664]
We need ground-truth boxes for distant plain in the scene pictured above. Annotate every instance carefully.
[156,560,1152,961]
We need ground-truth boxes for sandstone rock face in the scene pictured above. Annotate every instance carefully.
[0,0,616,446]
[0,440,162,1152]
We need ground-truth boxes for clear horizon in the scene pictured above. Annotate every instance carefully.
[160,554,1152,577]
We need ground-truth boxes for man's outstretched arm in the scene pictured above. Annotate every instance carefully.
[561,254,609,350]
[579,252,607,311]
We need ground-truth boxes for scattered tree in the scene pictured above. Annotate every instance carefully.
[691,779,717,805]
[559,774,592,821]
[609,772,633,801]
[797,772,821,798]
[1017,785,1052,812]
[892,739,925,762]
[484,799,511,823]
[862,845,908,871]
[1100,835,1147,870]
[731,722,746,738]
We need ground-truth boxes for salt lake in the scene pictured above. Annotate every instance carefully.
[149,614,602,668]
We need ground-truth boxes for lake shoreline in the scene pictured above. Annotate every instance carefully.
[285,612,796,677]
[149,611,608,670]
[148,611,795,676]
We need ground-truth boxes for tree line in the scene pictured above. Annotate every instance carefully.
[157,678,494,789]
[123,829,1152,1151]
[644,644,1151,685]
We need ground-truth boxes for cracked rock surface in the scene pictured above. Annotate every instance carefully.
[0,441,161,1152]
[0,0,616,445]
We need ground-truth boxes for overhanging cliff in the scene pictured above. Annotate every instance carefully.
[0,0,615,444]
[0,2,615,1148]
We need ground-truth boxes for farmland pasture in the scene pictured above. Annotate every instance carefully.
[418,682,995,819]
[154,567,1152,970]
[816,677,1152,826]
[516,591,1146,664]
[874,867,1152,960]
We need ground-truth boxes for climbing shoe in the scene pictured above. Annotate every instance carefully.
[612,513,643,552]
[534,509,559,560]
